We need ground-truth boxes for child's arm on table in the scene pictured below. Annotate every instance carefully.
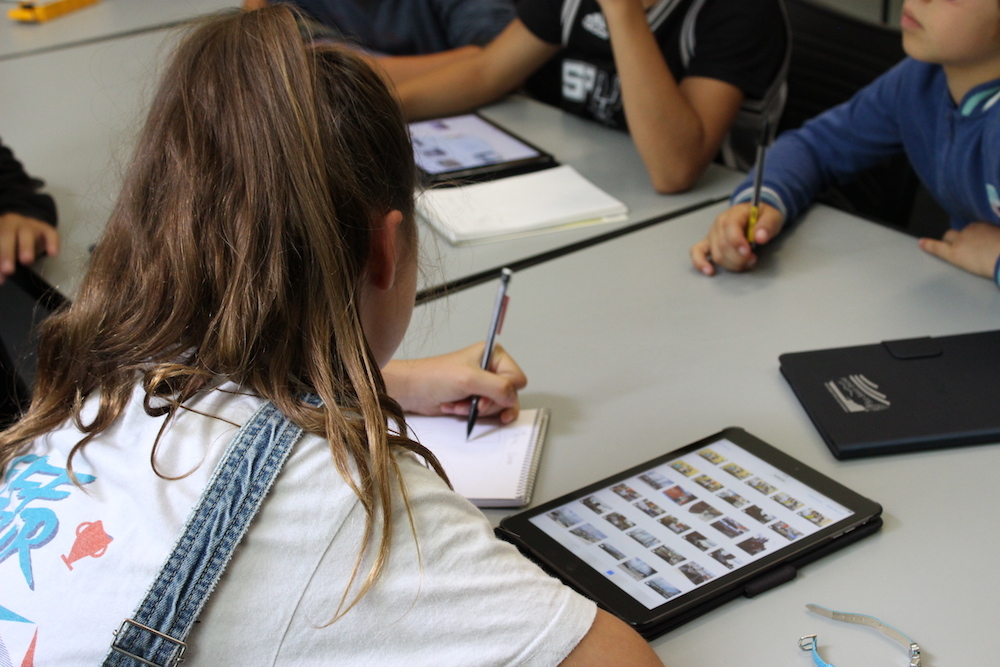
[597,0,743,193]
[383,342,527,423]
[559,609,665,667]
[395,19,559,120]
[240,0,494,88]
[918,223,1000,282]
[371,46,483,87]
[690,202,784,275]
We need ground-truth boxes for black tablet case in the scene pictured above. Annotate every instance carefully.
[498,516,882,640]
[780,329,1000,459]
[495,428,883,639]
[411,114,557,186]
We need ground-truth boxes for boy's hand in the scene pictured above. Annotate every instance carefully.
[384,343,528,424]
[0,212,60,284]
[918,222,1000,280]
[690,202,784,275]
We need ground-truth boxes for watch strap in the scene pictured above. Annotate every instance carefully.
[804,604,921,667]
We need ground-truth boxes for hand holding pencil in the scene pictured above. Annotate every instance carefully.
[383,343,526,422]
[690,123,786,276]
[690,202,786,276]
[380,268,525,430]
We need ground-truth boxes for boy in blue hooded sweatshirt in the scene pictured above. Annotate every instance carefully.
[691,0,1000,286]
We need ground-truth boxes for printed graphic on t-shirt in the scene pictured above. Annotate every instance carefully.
[1,454,100,666]
[561,60,621,126]
[563,60,597,102]
[581,12,609,40]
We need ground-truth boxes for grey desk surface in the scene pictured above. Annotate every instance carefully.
[5,42,740,300]
[0,27,176,299]
[0,0,235,60]
[398,201,1000,666]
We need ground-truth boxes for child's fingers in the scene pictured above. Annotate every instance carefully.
[487,344,528,392]
[919,229,965,265]
[709,207,755,271]
[919,225,1000,278]
[441,398,520,423]
[750,205,784,245]
[918,236,953,264]
[40,222,60,257]
[0,227,15,279]
[690,238,716,276]
[721,212,753,257]
[17,225,39,266]
[499,405,519,424]
[467,370,519,412]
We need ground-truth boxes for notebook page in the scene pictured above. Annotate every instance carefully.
[416,166,627,243]
[406,409,543,506]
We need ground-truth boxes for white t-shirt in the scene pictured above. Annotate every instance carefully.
[0,383,595,665]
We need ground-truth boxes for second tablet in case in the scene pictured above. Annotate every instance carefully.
[409,113,556,185]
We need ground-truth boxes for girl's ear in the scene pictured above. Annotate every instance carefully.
[367,209,405,291]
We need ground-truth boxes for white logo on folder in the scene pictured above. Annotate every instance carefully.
[824,375,890,413]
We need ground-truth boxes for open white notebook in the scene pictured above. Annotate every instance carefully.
[406,408,549,508]
[416,165,627,245]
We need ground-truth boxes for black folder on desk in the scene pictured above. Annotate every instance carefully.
[780,329,1000,459]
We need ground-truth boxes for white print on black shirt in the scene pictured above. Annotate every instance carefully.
[581,12,609,40]
[562,60,621,125]
[563,60,596,101]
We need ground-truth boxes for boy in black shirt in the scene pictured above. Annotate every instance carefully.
[398,0,788,193]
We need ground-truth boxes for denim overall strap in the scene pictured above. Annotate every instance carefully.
[104,395,319,667]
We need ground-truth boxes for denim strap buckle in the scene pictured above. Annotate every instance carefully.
[111,618,187,667]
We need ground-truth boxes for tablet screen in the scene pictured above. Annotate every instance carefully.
[410,114,544,176]
[527,436,854,610]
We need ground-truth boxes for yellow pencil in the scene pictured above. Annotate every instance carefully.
[746,121,770,245]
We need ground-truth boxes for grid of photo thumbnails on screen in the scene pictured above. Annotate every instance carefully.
[529,439,854,609]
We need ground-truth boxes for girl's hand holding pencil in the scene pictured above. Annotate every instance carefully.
[383,343,527,424]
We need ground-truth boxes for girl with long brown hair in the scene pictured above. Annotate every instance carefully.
[0,6,663,666]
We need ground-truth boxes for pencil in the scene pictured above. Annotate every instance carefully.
[467,268,512,438]
[746,120,770,246]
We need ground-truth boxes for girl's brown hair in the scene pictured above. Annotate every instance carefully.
[0,5,442,617]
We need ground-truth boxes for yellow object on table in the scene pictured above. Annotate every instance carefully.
[8,0,100,23]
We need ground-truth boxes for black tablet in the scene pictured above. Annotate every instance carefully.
[409,113,556,185]
[496,428,882,639]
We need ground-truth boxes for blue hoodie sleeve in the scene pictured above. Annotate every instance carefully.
[732,59,910,224]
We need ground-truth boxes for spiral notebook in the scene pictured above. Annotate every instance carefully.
[406,408,549,507]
